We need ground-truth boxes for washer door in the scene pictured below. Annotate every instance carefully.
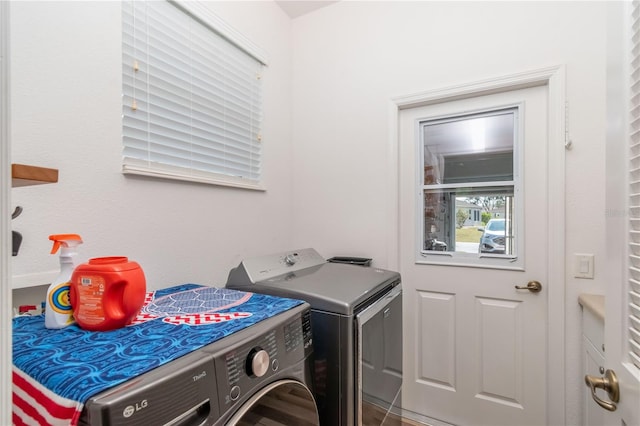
[226,379,319,426]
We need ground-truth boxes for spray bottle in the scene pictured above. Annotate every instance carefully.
[45,234,83,329]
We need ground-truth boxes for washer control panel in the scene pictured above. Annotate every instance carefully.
[285,309,312,352]
[215,309,313,409]
[222,329,277,401]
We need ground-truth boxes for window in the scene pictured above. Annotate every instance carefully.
[419,108,521,265]
[122,0,266,189]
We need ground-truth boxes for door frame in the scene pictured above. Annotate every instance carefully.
[1,0,12,423]
[386,65,567,425]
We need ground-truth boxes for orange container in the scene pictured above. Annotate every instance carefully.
[70,257,146,331]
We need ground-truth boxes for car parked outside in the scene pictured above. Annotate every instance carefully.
[479,218,508,254]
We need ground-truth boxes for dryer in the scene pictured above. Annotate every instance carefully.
[226,248,403,426]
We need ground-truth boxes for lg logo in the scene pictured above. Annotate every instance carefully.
[123,400,148,418]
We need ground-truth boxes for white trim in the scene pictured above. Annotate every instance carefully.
[122,166,266,192]
[387,65,566,425]
[545,65,567,426]
[418,181,517,191]
[170,0,269,66]
[414,258,524,271]
[393,65,563,110]
[12,271,58,290]
[386,101,401,272]
[0,1,12,423]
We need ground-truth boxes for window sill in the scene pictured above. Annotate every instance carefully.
[122,166,265,191]
[416,253,524,271]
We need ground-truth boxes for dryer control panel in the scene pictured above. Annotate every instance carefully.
[227,248,326,285]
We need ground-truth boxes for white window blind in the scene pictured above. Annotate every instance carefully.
[628,0,640,370]
[122,0,265,189]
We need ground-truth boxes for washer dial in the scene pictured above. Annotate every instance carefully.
[246,347,269,378]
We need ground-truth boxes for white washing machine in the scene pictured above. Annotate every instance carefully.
[77,302,318,426]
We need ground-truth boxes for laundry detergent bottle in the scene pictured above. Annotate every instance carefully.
[70,256,146,331]
[45,234,83,329]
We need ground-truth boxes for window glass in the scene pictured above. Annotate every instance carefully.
[420,109,517,259]
[423,112,514,185]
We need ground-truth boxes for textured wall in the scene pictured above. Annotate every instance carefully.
[10,1,294,290]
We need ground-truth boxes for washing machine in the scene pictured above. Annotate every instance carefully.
[226,248,403,426]
[12,284,318,426]
[75,298,318,426]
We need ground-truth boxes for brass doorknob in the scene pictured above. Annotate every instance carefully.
[584,369,619,412]
[514,280,542,293]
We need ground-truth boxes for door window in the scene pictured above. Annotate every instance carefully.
[419,107,522,267]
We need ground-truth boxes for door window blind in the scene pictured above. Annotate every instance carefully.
[629,0,640,370]
[122,0,265,189]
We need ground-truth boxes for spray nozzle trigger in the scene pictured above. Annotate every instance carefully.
[49,234,83,254]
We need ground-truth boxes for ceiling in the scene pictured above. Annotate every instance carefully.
[275,1,339,18]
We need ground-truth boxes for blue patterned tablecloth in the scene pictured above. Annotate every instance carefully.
[13,284,304,404]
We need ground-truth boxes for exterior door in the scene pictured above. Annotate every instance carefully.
[399,84,551,426]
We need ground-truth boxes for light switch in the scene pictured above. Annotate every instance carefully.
[574,253,594,279]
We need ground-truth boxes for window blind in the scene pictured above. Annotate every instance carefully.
[122,0,265,189]
[628,0,640,370]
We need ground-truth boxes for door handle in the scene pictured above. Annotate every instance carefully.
[584,369,619,412]
[514,280,542,293]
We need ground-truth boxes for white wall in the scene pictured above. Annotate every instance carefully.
[290,2,609,424]
[10,1,293,292]
[8,1,613,424]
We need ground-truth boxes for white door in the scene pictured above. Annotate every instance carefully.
[599,1,640,425]
[399,84,552,426]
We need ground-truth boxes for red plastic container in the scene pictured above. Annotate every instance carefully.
[70,257,146,331]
